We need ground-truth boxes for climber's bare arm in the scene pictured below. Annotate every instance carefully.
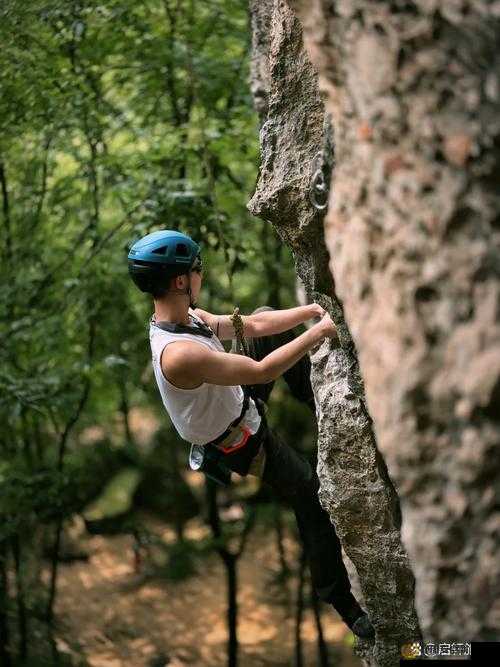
[193,304,325,341]
[162,315,335,389]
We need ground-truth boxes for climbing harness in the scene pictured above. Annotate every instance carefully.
[155,308,266,486]
[189,441,232,487]
[309,113,334,212]
[189,307,268,485]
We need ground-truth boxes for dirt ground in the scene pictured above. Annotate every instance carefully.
[53,515,363,667]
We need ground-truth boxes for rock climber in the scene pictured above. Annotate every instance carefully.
[127,228,375,640]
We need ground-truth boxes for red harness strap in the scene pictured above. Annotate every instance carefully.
[216,424,253,454]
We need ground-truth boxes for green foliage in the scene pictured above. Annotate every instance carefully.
[0,440,131,540]
[83,466,141,520]
[0,1,301,660]
[0,0,295,440]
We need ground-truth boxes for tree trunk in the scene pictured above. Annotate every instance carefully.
[294,549,306,667]
[248,2,421,664]
[311,584,330,667]
[224,551,238,667]
[0,543,12,667]
[206,480,239,667]
[289,0,500,644]
[12,535,27,661]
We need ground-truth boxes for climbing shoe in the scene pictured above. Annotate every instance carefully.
[350,612,375,640]
[331,594,375,640]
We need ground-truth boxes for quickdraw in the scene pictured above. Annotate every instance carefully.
[309,151,329,211]
[309,112,334,212]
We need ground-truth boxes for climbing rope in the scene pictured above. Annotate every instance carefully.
[230,307,249,356]
[228,306,268,482]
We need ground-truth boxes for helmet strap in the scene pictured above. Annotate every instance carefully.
[164,274,197,308]
[187,276,197,309]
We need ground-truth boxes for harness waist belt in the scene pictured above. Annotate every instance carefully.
[209,387,250,446]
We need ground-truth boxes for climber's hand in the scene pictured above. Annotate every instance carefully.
[318,312,337,339]
[310,303,326,320]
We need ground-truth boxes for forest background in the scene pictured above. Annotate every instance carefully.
[0,1,347,666]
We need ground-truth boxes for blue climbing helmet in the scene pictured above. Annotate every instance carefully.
[128,230,201,298]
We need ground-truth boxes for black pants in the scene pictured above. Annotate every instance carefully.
[219,308,356,613]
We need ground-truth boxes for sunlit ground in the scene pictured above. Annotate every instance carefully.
[52,514,362,667]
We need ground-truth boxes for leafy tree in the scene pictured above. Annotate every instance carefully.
[0,1,305,663]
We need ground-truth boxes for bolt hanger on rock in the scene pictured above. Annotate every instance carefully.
[309,113,334,212]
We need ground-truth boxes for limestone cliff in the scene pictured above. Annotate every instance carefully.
[248,2,422,664]
[289,0,500,644]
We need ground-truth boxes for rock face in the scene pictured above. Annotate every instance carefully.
[289,0,500,643]
[248,2,421,664]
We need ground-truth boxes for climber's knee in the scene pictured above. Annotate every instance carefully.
[316,582,345,603]
[315,577,354,605]
[262,430,315,500]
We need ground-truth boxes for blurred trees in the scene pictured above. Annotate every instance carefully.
[0,1,317,664]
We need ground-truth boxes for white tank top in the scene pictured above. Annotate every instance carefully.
[149,308,262,445]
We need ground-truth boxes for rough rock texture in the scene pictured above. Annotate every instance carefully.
[249,0,272,120]
[289,0,500,642]
[248,2,421,664]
